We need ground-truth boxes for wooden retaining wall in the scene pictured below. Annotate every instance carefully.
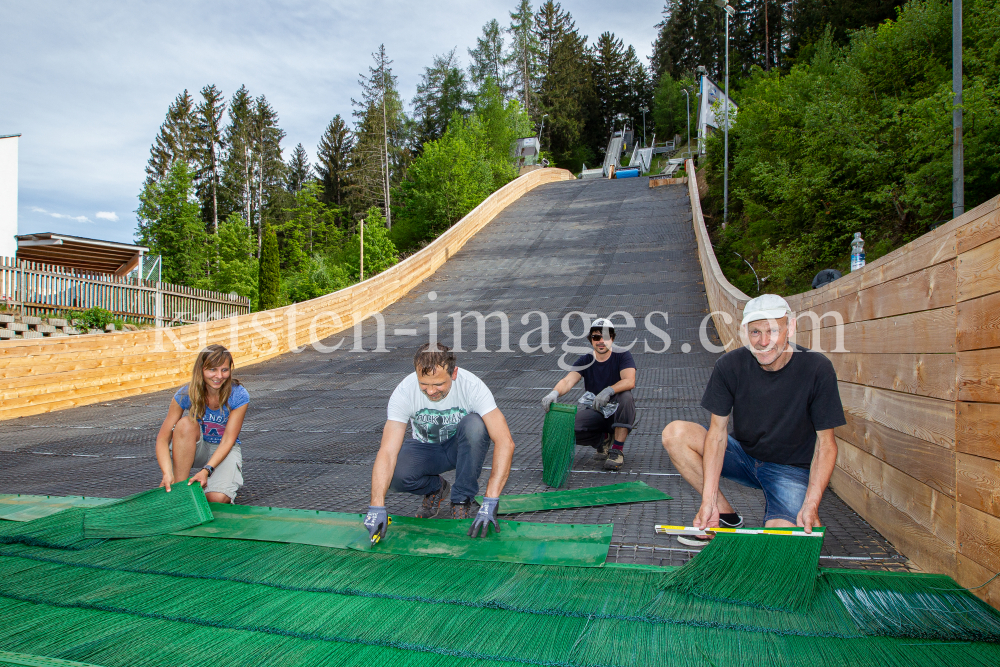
[685,158,1000,608]
[0,168,573,422]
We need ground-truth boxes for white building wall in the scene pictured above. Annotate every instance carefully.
[0,135,18,259]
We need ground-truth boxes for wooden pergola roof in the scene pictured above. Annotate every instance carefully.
[16,233,148,276]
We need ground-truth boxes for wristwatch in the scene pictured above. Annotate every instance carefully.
[202,465,215,477]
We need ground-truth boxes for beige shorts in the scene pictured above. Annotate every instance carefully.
[173,436,243,502]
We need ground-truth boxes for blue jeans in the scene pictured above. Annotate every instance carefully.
[389,413,491,504]
[721,435,810,523]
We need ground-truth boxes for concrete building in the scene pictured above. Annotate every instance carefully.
[0,134,19,259]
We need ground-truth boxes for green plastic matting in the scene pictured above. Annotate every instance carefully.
[476,481,672,514]
[0,496,114,523]
[0,652,105,667]
[174,503,613,567]
[0,486,213,550]
[540,402,577,487]
[0,533,998,667]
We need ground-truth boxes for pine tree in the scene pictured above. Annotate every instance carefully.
[220,86,255,233]
[508,0,541,119]
[349,45,407,227]
[412,49,470,149]
[315,115,352,207]
[534,3,593,166]
[257,223,280,310]
[286,143,310,194]
[194,85,226,234]
[468,19,512,98]
[145,90,197,184]
[591,33,630,147]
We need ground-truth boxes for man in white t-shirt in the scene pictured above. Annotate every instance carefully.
[364,343,517,541]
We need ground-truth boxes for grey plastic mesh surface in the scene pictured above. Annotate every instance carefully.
[0,178,910,570]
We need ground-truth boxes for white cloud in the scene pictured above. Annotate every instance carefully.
[95,211,119,222]
[30,206,92,223]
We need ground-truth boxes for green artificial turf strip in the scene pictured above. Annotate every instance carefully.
[476,481,671,514]
[174,503,613,567]
[0,651,107,667]
[83,484,213,539]
[540,403,576,488]
[660,529,825,612]
[0,496,115,523]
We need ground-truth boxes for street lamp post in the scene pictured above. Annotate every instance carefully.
[537,113,548,144]
[640,106,648,147]
[953,0,964,218]
[681,88,691,157]
[715,0,734,226]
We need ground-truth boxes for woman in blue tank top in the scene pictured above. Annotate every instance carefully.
[154,344,249,503]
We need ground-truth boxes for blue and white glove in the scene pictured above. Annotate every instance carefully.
[592,387,615,411]
[468,497,500,538]
[365,506,388,543]
[541,390,559,412]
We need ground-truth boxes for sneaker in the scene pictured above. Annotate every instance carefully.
[719,513,744,529]
[415,477,449,519]
[677,534,711,548]
[451,499,479,520]
[603,448,624,470]
[593,434,612,461]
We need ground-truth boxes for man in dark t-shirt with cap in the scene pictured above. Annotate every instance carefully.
[661,294,846,546]
[542,318,637,470]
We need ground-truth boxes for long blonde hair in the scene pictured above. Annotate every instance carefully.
[187,345,239,421]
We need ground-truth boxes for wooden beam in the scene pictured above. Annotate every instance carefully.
[958,349,1000,403]
[836,412,955,495]
[957,452,1000,517]
[956,204,1000,254]
[957,235,1000,303]
[957,401,1000,462]
[836,439,956,546]
[838,381,956,448]
[826,352,956,401]
[956,554,1000,608]
[957,502,1000,573]
[957,290,1000,351]
[800,307,956,354]
[831,467,956,576]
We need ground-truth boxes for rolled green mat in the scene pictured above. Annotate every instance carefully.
[83,483,214,539]
[541,402,577,488]
[477,481,672,514]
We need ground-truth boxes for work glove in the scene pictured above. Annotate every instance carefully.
[468,497,500,538]
[541,390,559,412]
[592,387,615,411]
[365,506,388,544]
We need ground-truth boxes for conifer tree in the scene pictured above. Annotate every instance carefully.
[286,143,310,194]
[412,49,470,149]
[349,45,406,227]
[468,20,512,98]
[315,115,352,207]
[194,85,226,234]
[591,32,630,146]
[145,90,197,184]
[136,161,206,286]
[508,0,541,119]
[257,223,280,310]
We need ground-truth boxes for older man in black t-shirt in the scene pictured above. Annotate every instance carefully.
[661,295,846,545]
[542,318,636,470]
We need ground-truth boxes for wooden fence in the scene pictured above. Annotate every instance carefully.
[0,168,573,421]
[0,257,250,324]
[685,158,1000,609]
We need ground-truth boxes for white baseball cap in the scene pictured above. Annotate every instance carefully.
[741,294,792,327]
[590,318,615,330]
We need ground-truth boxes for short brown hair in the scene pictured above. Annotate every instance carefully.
[414,342,456,376]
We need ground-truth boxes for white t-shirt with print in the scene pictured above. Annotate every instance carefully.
[387,368,498,444]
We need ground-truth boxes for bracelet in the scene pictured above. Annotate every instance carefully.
[202,465,215,477]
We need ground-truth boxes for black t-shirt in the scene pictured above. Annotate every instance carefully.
[572,350,637,395]
[700,344,846,468]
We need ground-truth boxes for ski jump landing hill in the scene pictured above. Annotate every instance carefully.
[2,159,999,609]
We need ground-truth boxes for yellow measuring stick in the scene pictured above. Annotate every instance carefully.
[654,524,824,537]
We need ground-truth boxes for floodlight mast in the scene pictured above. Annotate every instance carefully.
[714,0,734,227]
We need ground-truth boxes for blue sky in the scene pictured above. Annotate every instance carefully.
[2,1,664,244]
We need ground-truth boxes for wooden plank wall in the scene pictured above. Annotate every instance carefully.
[685,158,1000,608]
[0,168,573,422]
